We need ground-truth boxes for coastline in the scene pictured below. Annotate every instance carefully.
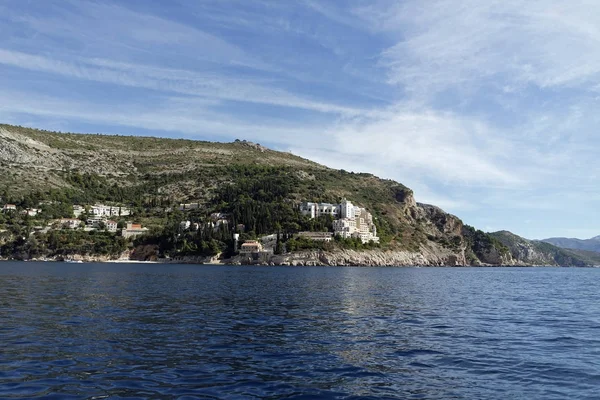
[0,249,563,267]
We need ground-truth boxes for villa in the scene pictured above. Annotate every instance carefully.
[121,223,149,239]
[240,240,263,255]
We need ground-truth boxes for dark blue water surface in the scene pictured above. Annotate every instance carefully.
[2,263,600,399]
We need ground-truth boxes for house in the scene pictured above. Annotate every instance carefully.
[60,219,81,229]
[90,204,130,217]
[91,204,111,216]
[121,223,149,239]
[239,240,263,255]
[86,216,104,228]
[2,204,16,213]
[73,205,85,217]
[297,232,334,242]
[106,220,118,233]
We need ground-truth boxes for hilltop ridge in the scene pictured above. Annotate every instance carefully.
[0,123,593,266]
[542,235,600,253]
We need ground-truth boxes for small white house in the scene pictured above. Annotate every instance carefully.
[239,241,263,255]
[106,220,118,233]
[2,204,16,213]
[23,208,40,217]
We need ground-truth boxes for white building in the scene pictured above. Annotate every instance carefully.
[23,208,41,217]
[332,218,357,239]
[240,240,263,255]
[340,199,356,219]
[299,202,340,219]
[302,198,380,244]
[2,204,16,213]
[90,204,130,217]
[106,220,118,233]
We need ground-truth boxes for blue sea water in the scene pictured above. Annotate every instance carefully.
[1,263,600,399]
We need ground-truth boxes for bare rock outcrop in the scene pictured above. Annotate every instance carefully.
[270,247,468,267]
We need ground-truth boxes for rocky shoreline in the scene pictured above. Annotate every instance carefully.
[0,248,558,267]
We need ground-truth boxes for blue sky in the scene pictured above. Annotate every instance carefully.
[1,0,598,240]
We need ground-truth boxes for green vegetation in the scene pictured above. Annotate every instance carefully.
[0,230,126,260]
[2,123,595,266]
[462,225,511,264]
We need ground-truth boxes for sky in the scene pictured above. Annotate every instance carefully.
[0,0,598,240]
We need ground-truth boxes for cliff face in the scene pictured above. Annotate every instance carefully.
[271,248,465,267]
[489,231,591,266]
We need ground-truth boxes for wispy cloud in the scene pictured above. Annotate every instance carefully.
[9,0,268,69]
[0,90,316,145]
[373,0,600,95]
[0,49,370,116]
[294,106,520,186]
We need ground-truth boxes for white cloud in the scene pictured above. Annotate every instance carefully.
[11,0,267,69]
[327,108,520,186]
[373,0,600,95]
[0,49,369,116]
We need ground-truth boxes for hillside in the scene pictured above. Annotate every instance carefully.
[489,231,594,266]
[0,124,592,266]
[542,235,600,253]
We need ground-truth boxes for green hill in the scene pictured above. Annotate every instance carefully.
[0,123,592,266]
[489,231,592,266]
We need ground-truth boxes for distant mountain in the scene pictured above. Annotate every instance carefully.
[541,236,600,253]
[489,231,593,267]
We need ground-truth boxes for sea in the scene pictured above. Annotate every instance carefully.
[1,262,600,399]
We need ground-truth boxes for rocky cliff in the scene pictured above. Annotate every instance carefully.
[489,231,591,266]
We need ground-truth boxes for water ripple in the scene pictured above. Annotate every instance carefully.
[2,263,600,399]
